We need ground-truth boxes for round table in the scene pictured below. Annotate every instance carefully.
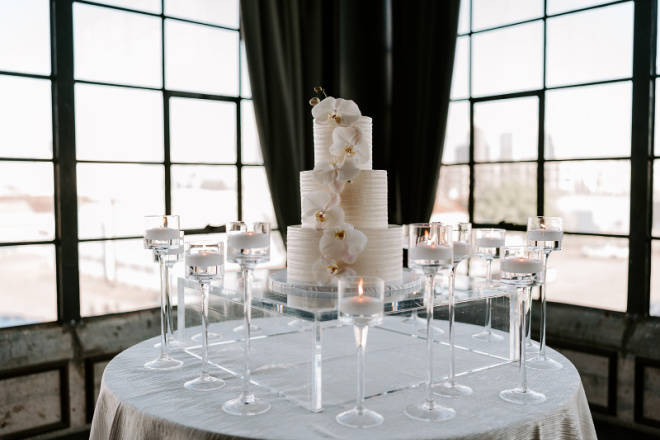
[90,318,597,440]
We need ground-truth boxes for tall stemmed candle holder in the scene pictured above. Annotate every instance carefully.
[154,230,185,350]
[184,241,226,391]
[401,224,433,331]
[223,222,271,416]
[471,228,506,342]
[526,216,563,371]
[143,215,183,370]
[499,246,546,405]
[336,276,385,429]
[435,222,473,398]
[404,223,456,422]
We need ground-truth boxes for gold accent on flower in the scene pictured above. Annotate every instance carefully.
[329,110,342,125]
[315,211,326,223]
[327,264,338,274]
[344,144,355,156]
[335,230,346,240]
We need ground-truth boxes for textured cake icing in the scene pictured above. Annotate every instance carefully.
[286,94,402,284]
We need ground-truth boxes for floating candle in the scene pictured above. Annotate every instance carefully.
[527,229,563,242]
[409,244,452,261]
[475,237,505,248]
[145,227,179,241]
[453,241,470,260]
[340,295,383,316]
[185,251,223,267]
[228,232,269,249]
[501,257,543,274]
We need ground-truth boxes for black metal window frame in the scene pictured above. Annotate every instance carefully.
[442,0,655,315]
[0,0,264,326]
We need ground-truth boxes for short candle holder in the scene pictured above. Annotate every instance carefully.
[335,276,385,429]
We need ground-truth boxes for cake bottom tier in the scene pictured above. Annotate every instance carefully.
[286,225,403,283]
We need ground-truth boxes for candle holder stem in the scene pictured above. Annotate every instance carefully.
[519,287,529,393]
[354,324,368,415]
[472,258,503,342]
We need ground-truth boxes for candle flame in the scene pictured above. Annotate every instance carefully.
[358,279,364,298]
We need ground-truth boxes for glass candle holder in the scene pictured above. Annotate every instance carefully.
[472,228,506,342]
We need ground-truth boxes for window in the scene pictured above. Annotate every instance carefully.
[434,0,637,312]
[0,0,282,327]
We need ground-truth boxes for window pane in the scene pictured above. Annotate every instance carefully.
[431,165,469,224]
[80,238,169,317]
[474,163,537,225]
[242,166,277,227]
[165,20,239,96]
[0,76,52,159]
[170,98,236,164]
[76,84,164,162]
[451,37,469,100]
[92,0,161,13]
[474,97,538,162]
[458,0,470,34]
[472,0,543,32]
[548,0,621,16]
[0,244,56,327]
[171,165,237,229]
[165,0,239,28]
[74,3,162,88]
[0,0,50,75]
[546,3,633,88]
[652,241,660,316]
[0,162,54,242]
[472,22,543,97]
[545,161,630,235]
[654,161,660,237]
[241,100,263,165]
[546,82,631,160]
[442,102,470,165]
[241,40,252,99]
[78,164,165,239]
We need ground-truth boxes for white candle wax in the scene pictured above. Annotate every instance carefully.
[409,244,452,260]
[453,241,470,260]
[340,295,383,316]
[145,227,179,240]
[228,232,269,249]
[527,229,563,241]
[501,258,543,273]
[185,252,223,267]
[475,237,505,248]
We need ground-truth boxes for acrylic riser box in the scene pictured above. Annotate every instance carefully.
[175,270,519,413]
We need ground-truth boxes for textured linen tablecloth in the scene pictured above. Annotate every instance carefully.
[90,317,597,440]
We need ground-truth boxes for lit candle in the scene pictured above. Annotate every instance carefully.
[453,241,470,260]
[409,244,452,261]
[340,295,383,316]
[527,229,563,241]
[145,227,179,240]
[475,237,505,248]
[501,257,543,273]
[185,251,223,267]
[228,232,269,249]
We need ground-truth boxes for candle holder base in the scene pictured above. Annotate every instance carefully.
[336,407,384,429]
[527,355,563,371]
[471,330,504,342]
[184,374,225,391]
[499,387,546,405]
[404,401,456,422]
[144,354,183,370]
[434,381,473,398]
[222,394,270,416]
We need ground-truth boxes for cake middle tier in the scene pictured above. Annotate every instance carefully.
[301,170,389,229]
[286,224,403,283]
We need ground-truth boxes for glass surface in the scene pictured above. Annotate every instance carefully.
[545,160,630,235]
[171,165,237,229]
[442,101,470,164]
[76,84,164,162]
[0,244,57,327]
[242,166,277,227]
[546,82,631,160]
[0,162,54,243]
[431,165,469,224]
[91,0,161,13]
[241,100,263,164]
[165,0,239,28]
[651,241,660,316]
[0,0,51,75]
[80,238,176,317]
[472,22,543,97]
[0,75,52,159]
[458,0,470,35]
[474,163,536,225]
[241,40,252,98]
[548,0,621,15]
[472,0,543,32]
[547,235,627,311]
[451,36,469,100]
[655,82,660,156]
[170,98,236,164]
[74,3,162,88]
[165,19,239,96]
[77,164,165,239]
[546,3,633,88]
[654,161,660,237]
[474,97,538,162]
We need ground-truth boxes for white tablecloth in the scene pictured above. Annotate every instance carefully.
[90,317,597,440]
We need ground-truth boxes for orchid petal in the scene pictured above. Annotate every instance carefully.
[329,178,345,193]
[312,256,336,284]
[311,97,336,123]
[336,157,361,182]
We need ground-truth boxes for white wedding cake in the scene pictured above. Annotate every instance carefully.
[286,94,403,284]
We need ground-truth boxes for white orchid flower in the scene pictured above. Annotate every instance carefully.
[319,223,368,264]
[312,157,361,193]
[329,126,369,166]
[302,191,344,230]
[311,256,357,285]
[311,97,361,127]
